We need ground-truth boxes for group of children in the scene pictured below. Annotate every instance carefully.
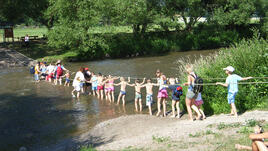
[32,60,71,86]
[32,60,252,120]
[70,67,204,118]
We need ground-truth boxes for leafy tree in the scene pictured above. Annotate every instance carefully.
[162,0,207,32]
[211,0,256,26]
[0,0,48,26]
[115,0,159,34]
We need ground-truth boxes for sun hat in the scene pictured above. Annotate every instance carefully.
[223,66,235,72]
[56,60,61,65]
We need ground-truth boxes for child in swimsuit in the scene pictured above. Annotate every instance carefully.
[104,76,110,101]
[90,72,98,96]
[63,71,71,87]
[140,79,159,115]
[129,78,145,112]
[114,77,131,106]
[97,73,104,100]
[103,75,119,103]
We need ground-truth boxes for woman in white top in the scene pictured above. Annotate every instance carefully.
[72,67,85,98]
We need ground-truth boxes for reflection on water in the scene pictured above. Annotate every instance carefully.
[0,50,216,151]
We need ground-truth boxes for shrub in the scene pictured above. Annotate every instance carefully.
[179,35,268,114]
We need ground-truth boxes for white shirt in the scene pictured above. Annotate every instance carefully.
[72,71,85,87]
[47,65,55,74]
[25,36,29,42]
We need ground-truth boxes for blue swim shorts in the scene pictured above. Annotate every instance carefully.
[146,94,153,106]
[92,86,97,91]
[227,92,237,104]
[120,90,126,95]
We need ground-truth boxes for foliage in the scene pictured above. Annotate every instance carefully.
[0,0,48,25]
[211,0,256,26]
[179,35,268,114]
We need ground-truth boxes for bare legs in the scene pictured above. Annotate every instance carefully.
[171,100,180,118]
[185,97,194,120]
[117,93,125,106]
[134,98,143,112]
[156,98,166,117]
[230,103,238,117]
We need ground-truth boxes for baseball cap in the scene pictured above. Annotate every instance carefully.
[223,66,235,72]
[85,68,89,71]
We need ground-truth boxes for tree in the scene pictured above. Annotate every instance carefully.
[162,0,207,32]
[211,0,256,26]
[0,0,48,26]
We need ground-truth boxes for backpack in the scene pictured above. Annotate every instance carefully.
[174,86,183,98]
[56,66,63,76]
[30,66,35,74]
[191,74,203,94]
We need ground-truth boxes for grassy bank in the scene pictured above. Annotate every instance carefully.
[0,27,48,42]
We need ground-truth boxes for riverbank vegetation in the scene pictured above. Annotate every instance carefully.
[178,34,268,114]
[1,0,268,61]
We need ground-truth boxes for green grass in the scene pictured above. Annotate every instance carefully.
[0,27,48,42]
[5,42,78,62]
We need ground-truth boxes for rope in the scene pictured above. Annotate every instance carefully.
[201,77,268,80]
[165,81,268,86]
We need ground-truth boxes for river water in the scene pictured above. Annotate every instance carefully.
[0,50,216,151]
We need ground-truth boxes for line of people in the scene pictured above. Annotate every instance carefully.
[32,60,252,121]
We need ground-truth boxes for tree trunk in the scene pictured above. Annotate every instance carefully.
[141,23,147,34]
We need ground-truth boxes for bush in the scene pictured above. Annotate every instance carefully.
[179,35,268,114]
[47,24,257,60]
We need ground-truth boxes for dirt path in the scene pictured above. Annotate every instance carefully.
[80,110,268,150]
[0,47,36,68]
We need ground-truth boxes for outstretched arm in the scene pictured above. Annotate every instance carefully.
[140,78,146,85]
[241,77,253,81]
[216,82,228,87]
[114,82,121,86]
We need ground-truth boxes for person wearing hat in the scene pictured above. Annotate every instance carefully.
[54,60,67,85]
[216,66,252,117]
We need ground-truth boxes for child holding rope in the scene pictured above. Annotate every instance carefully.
[216,66,252,117]
[141,78,159,115]
[129,78,146,112]
[114,77,131,106]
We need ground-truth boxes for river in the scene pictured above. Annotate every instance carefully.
[0,50,216,151]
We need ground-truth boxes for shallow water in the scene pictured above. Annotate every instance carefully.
[0,50,216,151]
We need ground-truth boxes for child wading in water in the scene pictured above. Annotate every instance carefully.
[141,79,159,115]
[114,77,131,106]
[216,66,252,117]
[90,72,98,96]
[103,75,119,103]
[97,73,104,100]
[129,78,146,112]
[63,70,71,87]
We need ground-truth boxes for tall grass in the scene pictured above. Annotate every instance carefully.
[177,34,268,114]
